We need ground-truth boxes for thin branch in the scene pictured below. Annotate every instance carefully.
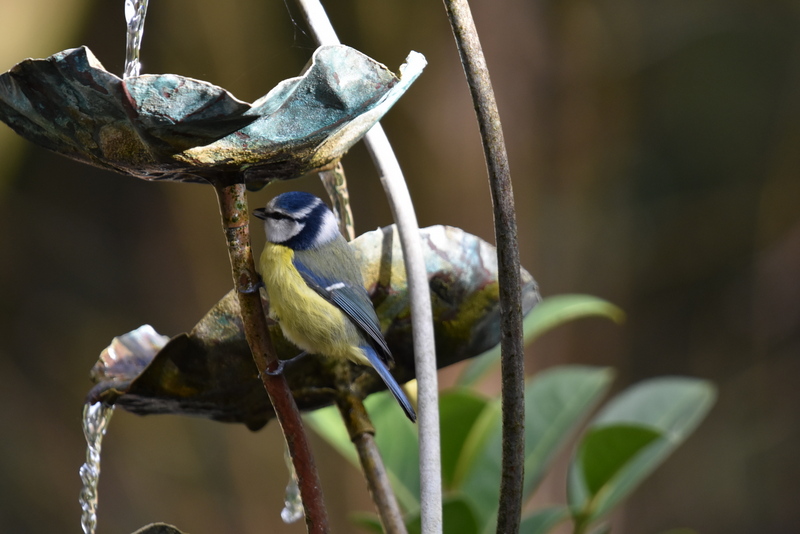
[319,162,355,241]
[293,2,443,533]
[441,1,526,533]
[335,363,408,534]
[323,156,405,534]
[214,182,330,534]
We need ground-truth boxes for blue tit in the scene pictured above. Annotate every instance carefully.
[253,191,417,422]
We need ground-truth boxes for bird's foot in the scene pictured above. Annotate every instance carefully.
[239,278,265,295]
[264,351,308,376]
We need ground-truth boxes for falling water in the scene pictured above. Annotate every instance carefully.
[124,0,150,78]
[79,402,115,534]
[281,447,304,523]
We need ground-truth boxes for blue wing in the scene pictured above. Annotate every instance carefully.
[293,251,416,422]
[292,252,392,363]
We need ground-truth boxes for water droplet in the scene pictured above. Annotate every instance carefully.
[281,447,304,523]
[281,477,304,524]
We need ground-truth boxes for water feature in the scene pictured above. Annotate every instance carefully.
[124,0,150,78]
[79,402,115,534]
[92,0,305,527]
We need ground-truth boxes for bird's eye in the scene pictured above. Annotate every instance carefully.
[267,212,293,221]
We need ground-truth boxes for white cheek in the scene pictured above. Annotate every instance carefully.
[316,210,341,245]
[265,218,302,243]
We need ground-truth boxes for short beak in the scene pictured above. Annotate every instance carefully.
[252,208,268,220]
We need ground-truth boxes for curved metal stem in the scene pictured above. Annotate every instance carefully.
[363,128,442,534]
[441,1,526,532]
[293,2,443,532]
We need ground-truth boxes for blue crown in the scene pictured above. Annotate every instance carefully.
[271,191,320,214]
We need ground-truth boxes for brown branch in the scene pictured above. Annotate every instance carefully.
[441,1,526,533]
[214,182,330,534]
[319,162,355,241]
[335,362,407,534]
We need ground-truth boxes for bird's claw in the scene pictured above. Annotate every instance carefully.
[239,278,265,295]
[264,359,285,376]
[263,350,308,376]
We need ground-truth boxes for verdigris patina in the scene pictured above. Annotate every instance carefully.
[0,45,425,185]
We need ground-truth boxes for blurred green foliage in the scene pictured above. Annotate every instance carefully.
[309,368,715,534]
[307,299,715,534]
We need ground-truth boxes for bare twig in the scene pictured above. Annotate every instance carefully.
[319,162,355,241]
[215,182,330,534]
[323,156,406,534]
[334,363,407,534]
[441,1,526,532]
[293,2,443,533]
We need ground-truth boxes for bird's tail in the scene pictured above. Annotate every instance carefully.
[363,346,417,423]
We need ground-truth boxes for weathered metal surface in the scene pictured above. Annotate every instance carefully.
[88,225,540,430]
[0,45,425,185]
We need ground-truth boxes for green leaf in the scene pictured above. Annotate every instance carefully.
[406,496,479,534]
[521,294,626,341]
[522,367,614,498]
[519,507,570,534]
[458,295,624,386]
[569,377,716,526]
[454,366,613,534]
[439,388,489,489]
[577,424,662,496]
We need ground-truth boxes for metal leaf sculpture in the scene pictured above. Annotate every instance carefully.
[132,524,185,534]
[89,225,540,430]
[0,45,425,185]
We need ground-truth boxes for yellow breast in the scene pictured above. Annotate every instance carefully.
[259,242,367,364]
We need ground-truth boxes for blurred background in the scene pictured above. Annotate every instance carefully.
[1,0,798,532]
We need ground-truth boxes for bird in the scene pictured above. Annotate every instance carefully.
[253,191,417,422]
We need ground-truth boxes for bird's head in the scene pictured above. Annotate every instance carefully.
[253,192,340,250]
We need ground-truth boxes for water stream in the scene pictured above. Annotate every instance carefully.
[79,402,115,534]
[124,0,150,78]
[78,2,148,525]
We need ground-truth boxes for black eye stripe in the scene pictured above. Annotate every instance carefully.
[267,212,294,221]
